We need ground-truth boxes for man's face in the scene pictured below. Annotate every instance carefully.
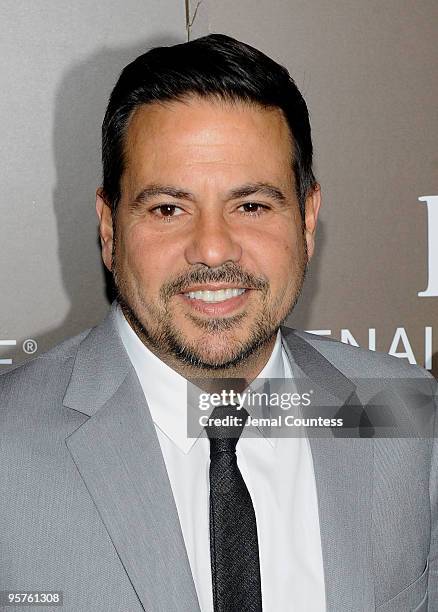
[97,96,320,371]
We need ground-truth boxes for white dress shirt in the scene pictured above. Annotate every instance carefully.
[115,305,326,611]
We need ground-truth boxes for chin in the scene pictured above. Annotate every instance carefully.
[186,333,242,359]
[175,325,274,371]
[183,320,249,338]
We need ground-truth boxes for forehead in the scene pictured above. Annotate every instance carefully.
[122,96,295,190]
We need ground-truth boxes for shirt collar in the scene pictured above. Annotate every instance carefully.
[115,303,286,453]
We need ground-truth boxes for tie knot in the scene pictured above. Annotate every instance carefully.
[205,404,249,455]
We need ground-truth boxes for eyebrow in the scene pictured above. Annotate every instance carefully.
[131,181,287,209]
[132,185,195,207]
[227,182,286,203]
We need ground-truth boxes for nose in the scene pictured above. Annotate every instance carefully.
[184,209,242,268]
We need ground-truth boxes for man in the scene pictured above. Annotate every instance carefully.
[0,34,436,612]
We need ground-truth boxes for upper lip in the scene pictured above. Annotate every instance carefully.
[181,284,249,293]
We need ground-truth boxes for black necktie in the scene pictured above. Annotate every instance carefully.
[205,404,263,612]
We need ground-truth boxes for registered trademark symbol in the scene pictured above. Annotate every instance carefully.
[22,339,38,354]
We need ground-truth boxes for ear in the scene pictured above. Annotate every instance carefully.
[304,184,321,260]
[96,189,114,272]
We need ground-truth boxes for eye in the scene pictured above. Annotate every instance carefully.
[237,202,269,215]
[151,204,184,219]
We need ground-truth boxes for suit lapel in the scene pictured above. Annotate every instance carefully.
[64,304,200,612]
[281,326,375,611]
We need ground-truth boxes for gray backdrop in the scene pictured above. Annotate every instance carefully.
[1,1,437,375]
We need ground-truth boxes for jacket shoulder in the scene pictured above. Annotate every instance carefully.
[0,327,92,409]
[282,326,432,380]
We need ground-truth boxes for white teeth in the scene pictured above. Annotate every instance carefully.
[185,288,246,302]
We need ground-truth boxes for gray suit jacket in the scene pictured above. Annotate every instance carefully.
[0,302,436,611]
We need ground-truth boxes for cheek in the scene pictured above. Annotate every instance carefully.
[116,225,152,280]
[243,224,303,282]
[121,224,182,286]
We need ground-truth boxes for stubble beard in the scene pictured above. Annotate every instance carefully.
[111,233,308,376]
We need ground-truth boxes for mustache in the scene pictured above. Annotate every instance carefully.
[160,262,269,300]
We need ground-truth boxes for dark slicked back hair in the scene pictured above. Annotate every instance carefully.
[102,34,316,220]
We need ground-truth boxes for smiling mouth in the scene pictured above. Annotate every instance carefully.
[184,288,246,303]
